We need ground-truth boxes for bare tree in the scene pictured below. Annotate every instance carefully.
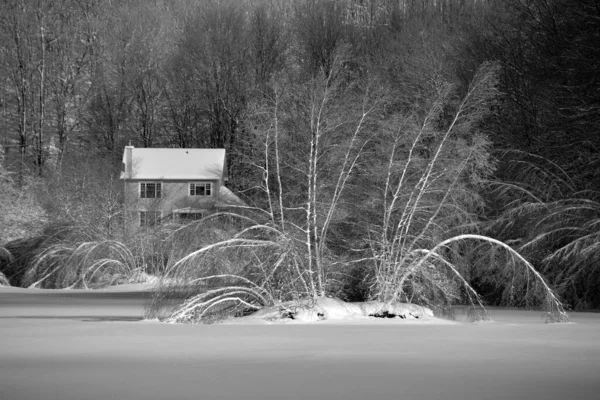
[149,46,385,322]
[366,62,568,321]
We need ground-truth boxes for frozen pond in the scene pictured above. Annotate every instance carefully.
[1,285,599,400]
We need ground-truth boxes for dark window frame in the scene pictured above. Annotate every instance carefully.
[189,182,212,196]
[140,182,162,199]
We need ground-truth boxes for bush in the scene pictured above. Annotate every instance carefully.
[0,236,47,287]
[489,152,600,309]
[1,223,138,289]
[0,270,10,286]
[146,212,310,322]
[0,164,47,243]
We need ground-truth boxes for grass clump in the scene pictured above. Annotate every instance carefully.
[0,270,10,286]
[2,223,138,289]
[146,212,310,323]
[164,275,272,323]
[0,245,14,286]
[490,151,600,310]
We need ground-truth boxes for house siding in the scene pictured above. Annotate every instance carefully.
[120,146,242,231]
[124,179,221,226]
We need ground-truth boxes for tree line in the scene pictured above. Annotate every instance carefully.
[1,0,599,311]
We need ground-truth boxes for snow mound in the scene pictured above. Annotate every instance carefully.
[239,297,434,323]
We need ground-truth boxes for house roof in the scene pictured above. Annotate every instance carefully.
[215,186,246,208]
[122,147,226,180]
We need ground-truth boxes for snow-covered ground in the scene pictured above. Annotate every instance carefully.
[1,285,599,400]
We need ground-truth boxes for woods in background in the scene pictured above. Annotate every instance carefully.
[1,0,598,310]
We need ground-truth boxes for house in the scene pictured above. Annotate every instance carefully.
[121,146,245,228]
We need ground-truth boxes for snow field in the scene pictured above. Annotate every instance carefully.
[1,286,599,400]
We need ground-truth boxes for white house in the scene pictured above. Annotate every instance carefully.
[121,146,244,227]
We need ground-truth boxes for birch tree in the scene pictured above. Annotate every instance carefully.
[148,47,386,321]
[366,62,567,321]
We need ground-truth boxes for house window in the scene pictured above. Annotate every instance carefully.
[140,211,161,227]
[140,182,161,198]
[189,182,212,196]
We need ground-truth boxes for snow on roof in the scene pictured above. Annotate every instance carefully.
[123,147,226,180]
[216,186,247,208]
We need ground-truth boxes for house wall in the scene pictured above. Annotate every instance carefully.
[124,179,221,227]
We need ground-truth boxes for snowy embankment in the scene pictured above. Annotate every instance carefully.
[1,285,600,400]
[0,282,154,319]
[225,297,439,324]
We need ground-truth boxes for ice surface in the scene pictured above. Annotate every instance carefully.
[1,286,599,400]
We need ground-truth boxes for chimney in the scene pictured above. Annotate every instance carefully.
[123,144,134,178]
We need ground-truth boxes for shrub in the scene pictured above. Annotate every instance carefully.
[363,63,568,322]
[1,223,138,289]
[489,151,600,309]
[0,270,10,286]
[0,164,47,243]
[0,236,46,287]
[146,212,310,322]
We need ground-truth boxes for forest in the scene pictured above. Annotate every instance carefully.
[0,0,598,321]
